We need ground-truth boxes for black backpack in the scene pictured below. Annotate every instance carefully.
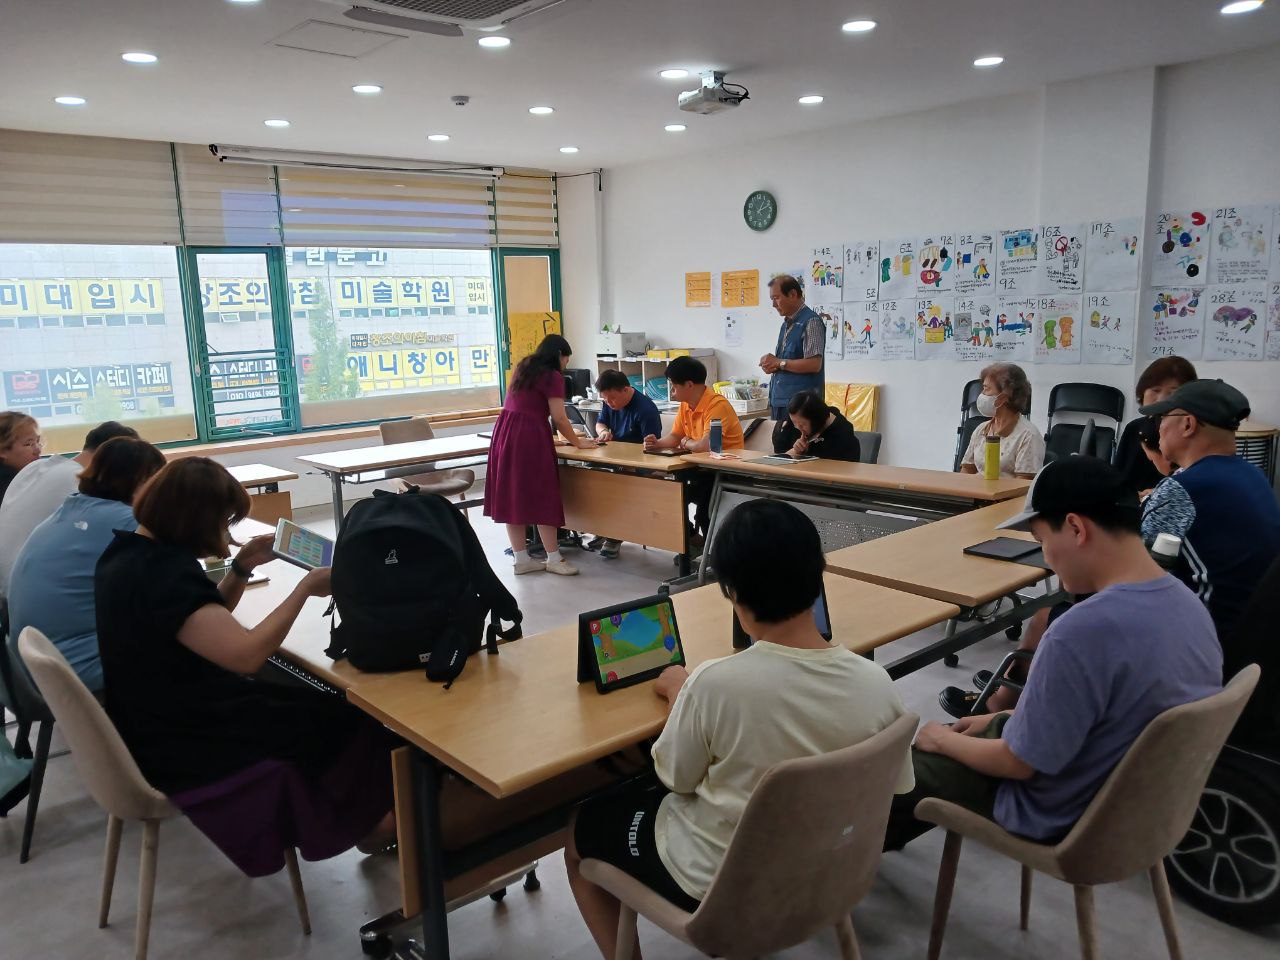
[323,488,522,686]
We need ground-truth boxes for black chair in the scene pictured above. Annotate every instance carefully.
[854,431,881,464]
[1,608,55,863]
[953,378,1034,472]
[1043,382,1125,464]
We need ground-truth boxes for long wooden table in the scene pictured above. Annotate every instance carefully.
[296,434,490,530]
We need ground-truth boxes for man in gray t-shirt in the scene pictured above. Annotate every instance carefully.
[885,457,1222,850]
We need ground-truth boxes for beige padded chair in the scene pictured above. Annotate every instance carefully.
[379,417,476,500]
[742,418,776,454]
[580,712,918,960]
[17,628,312,960]
[918,665,1260,960]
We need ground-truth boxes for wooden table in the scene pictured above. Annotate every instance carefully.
[295,434,490,530]
[227,463,300,525]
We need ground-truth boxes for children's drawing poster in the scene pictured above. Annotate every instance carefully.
[808,245,844,305]
[1208,205,1272,285]
[994,297,1035,362]
[1271,206,1280,283]
[954,296,997,363]
[1143,288,1205,360]
[1203,285,1266,361]
[819,304,845,361]
[916,234,957,294]
[844,302,878,359]
[1038,224,1085,293]
[842,241,880,302]
[876,299,916,360]
[1082,292,1136,365]
[952,232,996,296]
[1086,218,1142,293]
[878,237,917,299]
[1035,295,1083,364]
[1151,210,1209,287]
[1266,282,1280,361]
[997,227,1039,295]
[914,296,956,360]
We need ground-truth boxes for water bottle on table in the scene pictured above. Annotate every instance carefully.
[983,434,1001,480]
[709,418,723,455]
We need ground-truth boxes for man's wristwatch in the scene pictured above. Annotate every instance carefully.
[780,359,788,371]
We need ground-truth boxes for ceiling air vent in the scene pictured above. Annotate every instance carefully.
[317,0,587,35]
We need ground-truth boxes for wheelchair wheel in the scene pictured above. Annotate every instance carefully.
[1165,757,1280,926]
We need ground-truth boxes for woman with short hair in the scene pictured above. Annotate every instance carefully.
[1113,356,1197,495]
[957,363,1044,479]
[772,389,861,462]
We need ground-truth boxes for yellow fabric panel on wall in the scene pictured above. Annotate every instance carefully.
[825,382,879,432]
[506,311,562,380]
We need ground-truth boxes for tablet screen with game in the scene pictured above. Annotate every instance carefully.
[272,519,335,570]
[578,595,685,693]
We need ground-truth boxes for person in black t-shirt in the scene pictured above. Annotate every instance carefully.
[1113,356,1196,496]
[772,390,861,463]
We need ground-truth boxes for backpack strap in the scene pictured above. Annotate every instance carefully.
[445,505,523,654]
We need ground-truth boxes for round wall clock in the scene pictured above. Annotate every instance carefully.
[743,190,777,232]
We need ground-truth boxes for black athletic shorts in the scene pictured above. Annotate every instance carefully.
[573,782,702,913]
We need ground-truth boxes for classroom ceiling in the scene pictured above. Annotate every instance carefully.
[2,0,1279,175]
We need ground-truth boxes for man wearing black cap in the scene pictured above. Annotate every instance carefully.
[1139,379,1280,637]
[885,456,1222,851]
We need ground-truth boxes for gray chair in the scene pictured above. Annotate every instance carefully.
[18,627,311,960]
[919,666,1260,960]
[3,611,55,863]
[854,431,881,464]
[379,417,476,501]
[581,713,918,960]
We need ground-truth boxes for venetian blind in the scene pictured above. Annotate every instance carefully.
[495,171,559,247]
[173,143,282,246]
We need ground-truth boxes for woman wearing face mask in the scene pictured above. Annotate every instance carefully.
[1112,356,1197,496]
[771,390,861,462]
[958,363,1043,479]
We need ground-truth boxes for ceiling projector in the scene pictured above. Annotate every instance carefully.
[678,71,749,115]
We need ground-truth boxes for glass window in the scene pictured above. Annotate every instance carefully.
[0,244,197,452]
[285,246,501,428]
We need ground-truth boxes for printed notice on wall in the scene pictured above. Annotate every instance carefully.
[1208,205,1272,285]
[954,296,997,362]
[1082,292,1136,365]
[877,237,918,300]
[720,269,760,308]
[997,227,1039,296]
[685,271,713,307]
[1086,218,1142,293]
[842,240,880,302]
[1203,285,1266,361]
[723,312,744,348]
[876,299,916,360]
[995,297,1036,362]
[807,245,844,305]
[1035,295,1083,364]
[1142,288,1204,360]
[1150,210,1209,287]
[914,296,955,360]
[1038,224,1085,293]
[952,232,996,297]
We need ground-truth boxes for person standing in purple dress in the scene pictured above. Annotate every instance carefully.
[485,334,596,576]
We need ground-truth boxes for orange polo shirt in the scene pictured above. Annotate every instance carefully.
[673,387,744,449]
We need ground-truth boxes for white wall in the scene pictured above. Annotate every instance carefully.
[564,44,1280,474]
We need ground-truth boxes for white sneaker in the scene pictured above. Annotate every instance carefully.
[545,557,579,576]
[513,557,546,575]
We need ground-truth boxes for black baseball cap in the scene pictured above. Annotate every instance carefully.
[996,456,1140,532]
[1138,378,1250,430]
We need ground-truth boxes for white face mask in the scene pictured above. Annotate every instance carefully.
[975,392,1000,417]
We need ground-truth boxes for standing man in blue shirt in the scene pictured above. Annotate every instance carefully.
[591,369,663,559]
[760,276,826,433]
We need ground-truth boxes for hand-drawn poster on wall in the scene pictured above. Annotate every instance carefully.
[1035,295,1083,364]
[1203,285,1266,361]
[844,302,878,359]
[954,296,997,363]
[1086,218,1141,292]
[1266,282,1280,361]
[842,241,879,302]
[952,232,996,296]
[1151,210,1209,287]
[876,299,916,360]
[1271,206,1280,283]
[914,296,955,360]
[1082,292,1136,365]
[878,237,917,300]
[1038,224,1085,293]
[997,227,1039,296]
[994,297,1035,362]
[916,234,956,294]
[820,304,846,361]
[1208,205,1272,285]
[808,245,844,305]
[1143,288,1204,360]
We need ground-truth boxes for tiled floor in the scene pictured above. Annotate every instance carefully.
[2,503,1277,958]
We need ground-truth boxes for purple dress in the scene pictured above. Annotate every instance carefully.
[484,368,565,527]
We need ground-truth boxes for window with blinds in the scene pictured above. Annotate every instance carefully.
[496,172,559,247]
[173,143,282,247]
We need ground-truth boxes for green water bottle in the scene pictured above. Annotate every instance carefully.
[983,434,1001,480]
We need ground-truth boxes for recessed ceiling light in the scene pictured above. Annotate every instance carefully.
[478,36,511,48]
[664,124,687,132]
[798,95,824,105]
[352,84,382,94]
[529,105,554,115]
[54,96,86,106]
[559,146,579,154]
[841,19,877,33]
[263,118,290,128]
[427,134,450,142]
[122,52,158,64]
[973,55,1004,67]
[286,208,302,213]
[226,0,261,4]
[659,68,689,80]
[1221,0,1264,12]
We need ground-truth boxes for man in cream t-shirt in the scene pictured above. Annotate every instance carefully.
[565,500,913,956]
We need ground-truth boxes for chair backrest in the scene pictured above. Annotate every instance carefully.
[379,416,435,445]
[1078,418,1096,457]
[17,627,174,821]
[1053,666,1259,885]
[4,619,51,723]
[854,431,881,464]
[686,713,917,956]
[1044,422,1117,464]
[1046,382,1125,425]
[743,420,776,454]
[1222,555,1280,746]
[961,378,1033,420]
[953,415,989,472]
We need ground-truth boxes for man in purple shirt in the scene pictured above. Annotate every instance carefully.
[885,456,1222,849]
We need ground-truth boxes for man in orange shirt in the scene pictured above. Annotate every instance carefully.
[644,356,743,535]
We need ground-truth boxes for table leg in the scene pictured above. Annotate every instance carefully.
[412,750,451,959]
[328,472,346,532]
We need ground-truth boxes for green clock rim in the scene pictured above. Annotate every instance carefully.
[744,190,776,232]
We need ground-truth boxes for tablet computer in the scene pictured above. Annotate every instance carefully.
[272,519,335,570]
[733,581,832,648]
[577,595,685,693]
[644,447,683,457]
[754,454,819,466]
[963,537,1042,562]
